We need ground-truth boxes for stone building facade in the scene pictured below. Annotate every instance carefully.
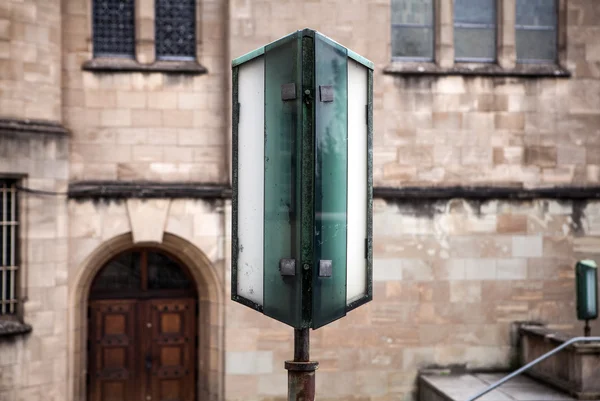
[1,0,600,400]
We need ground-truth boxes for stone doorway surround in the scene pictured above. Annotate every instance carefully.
[66,198,227,401]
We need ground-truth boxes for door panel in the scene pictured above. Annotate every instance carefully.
[89,300,138,401]
[149,299,196,401]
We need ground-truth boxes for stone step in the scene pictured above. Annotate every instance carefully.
[419,373,596,401]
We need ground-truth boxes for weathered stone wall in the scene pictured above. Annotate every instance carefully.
[0,0,62,121]
[0,131,69,400]
[230,0,600,187]
[63,0,228,182]
[66,197,227,401]
[225,198,600,401]
[1,1,599,401]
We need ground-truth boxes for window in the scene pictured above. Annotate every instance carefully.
[92,0,135,58]
[0,180,18,315]
[516,0,557,63]
[387,0,564,74]
[155,0,196,60]
[90,250,195,299]
[454,0,497,62]
[391,0,435,61]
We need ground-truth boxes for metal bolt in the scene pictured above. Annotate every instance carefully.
[304,89,310,95]
[303,264,309,270]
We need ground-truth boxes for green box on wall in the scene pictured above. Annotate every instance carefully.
[576,260,598,321]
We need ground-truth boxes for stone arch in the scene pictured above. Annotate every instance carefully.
[67,232,224,401]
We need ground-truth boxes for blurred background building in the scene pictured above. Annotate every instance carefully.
[1,0,600,400]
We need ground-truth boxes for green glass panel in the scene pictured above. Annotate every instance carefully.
[263,34,303,327]
[312,35,348,329]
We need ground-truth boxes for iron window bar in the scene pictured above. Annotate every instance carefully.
[1,181,18,315]
[515,25,556,30]
[465,336,600,401]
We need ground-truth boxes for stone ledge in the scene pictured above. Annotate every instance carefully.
[67,183,600,201]
[0,118,69,137]
[0,320,32,337]
[383,62,571,78]
[374,185,600,201]
[69,181,231,200]
[82,57,208,75]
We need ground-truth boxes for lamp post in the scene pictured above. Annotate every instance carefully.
[231,28,374,401]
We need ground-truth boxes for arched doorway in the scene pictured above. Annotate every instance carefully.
[87,248,198,401]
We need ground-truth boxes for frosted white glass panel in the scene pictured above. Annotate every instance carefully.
[346,59,368,305]
[237,57,265,306]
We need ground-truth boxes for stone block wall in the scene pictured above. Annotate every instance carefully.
[66,197,227,401]
[0,130,69,401]
[0,0,62,121]
[229,0,600,188]
[63,0,229,182]
[224,197,600,401]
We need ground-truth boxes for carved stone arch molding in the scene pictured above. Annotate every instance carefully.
[67,231,225,401]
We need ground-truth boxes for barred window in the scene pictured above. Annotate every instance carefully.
[516,0,557,63]
[454,0,497,62]
[391,0,435,61]
[155,0,196,60]
[1,181,18,315]
[92,0,135,58]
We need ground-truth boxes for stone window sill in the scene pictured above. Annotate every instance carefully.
[82,57,208,75]
[0,319,32,338]
[383,62,571,78]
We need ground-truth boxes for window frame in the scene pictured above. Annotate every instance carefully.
[84,0,207,75]
[91,0,137,59]
[391,0,437,63]
[385,0,569,78]
[515,0,558,64]
[154,0,198,61]
[0,179,19,317]
[453,0,498,63]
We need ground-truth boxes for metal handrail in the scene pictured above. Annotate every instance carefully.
[465,336,600,401]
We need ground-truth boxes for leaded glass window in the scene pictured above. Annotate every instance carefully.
[454,0,497,62]
[91,251,141,292]
[90,250,195,299]
[92,0,135,58]
[391,0,435,61]
[0,180,18,315]
[516,0,557,63]
[155,0,196,60]
[147,251,193,290]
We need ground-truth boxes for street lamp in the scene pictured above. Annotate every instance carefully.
[231,28,373,400]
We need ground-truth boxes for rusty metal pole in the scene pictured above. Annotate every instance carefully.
[585,320,591,337]
[285,328,318,401]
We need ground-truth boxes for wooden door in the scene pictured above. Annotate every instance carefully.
[89,298,196,401]
[88,249,197,401]
[89,300,138,401]
[147,299,196,401]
